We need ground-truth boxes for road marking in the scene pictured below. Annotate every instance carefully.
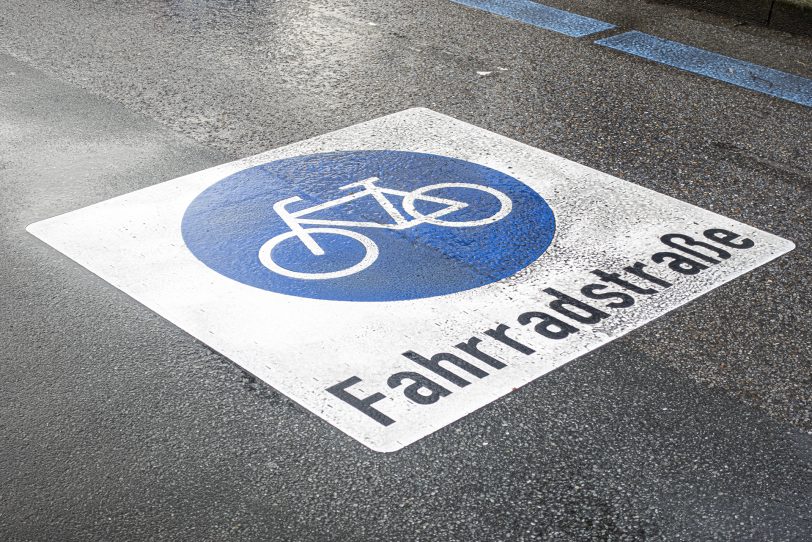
[27,108,793,452]
[595,31,812,107]
[450,0,614,37]
[452,0,811,106]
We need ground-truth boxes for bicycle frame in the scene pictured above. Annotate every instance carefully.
[272,177,467,256]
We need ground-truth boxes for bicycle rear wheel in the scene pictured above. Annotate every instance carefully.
[258,228,379,280]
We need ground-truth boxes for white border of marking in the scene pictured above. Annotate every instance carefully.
[27,108,794,452]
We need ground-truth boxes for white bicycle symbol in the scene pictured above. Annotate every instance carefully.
[258,177,512,280]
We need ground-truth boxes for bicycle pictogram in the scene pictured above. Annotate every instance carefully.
[258,177,513,280]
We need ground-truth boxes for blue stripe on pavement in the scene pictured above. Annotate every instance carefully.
[595,31,812,107]
[451,0,615,37]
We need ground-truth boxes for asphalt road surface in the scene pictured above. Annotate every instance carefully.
[1,0,810,540]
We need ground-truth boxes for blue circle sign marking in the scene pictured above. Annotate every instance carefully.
[182,150,556,302]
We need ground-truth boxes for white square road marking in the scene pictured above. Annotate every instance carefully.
[27,108,794,452]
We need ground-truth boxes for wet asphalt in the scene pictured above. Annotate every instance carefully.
[0,0,810,540]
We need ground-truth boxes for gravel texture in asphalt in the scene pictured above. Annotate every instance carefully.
[0,0,810,539]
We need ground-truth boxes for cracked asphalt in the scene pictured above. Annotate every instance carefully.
[0,0,809,540]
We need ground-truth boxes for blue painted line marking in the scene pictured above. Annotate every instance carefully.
[451,0,615,37]
[595,31,812,107]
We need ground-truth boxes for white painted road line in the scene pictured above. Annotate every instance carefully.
[27,108,794,452]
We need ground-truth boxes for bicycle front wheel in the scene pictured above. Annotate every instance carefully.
[402,182,513,227]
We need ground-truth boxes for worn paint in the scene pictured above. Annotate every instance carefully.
[27,109,794,451]
[596,31,812,107]
[451,0,614,37]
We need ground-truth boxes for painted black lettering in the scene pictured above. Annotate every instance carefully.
[484,324,535,355]
[455,337,506,369]
[518,311,579,340]
[326,376,395,426]
[704,228,755,249]
[544,288,609,325]
[624,262,672,288]
[592,269,658,295]
[661,233,731,263]
[651,252,709,275]
[387,372,451,405]
[580,283,634,308]
[402,351,488,388]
